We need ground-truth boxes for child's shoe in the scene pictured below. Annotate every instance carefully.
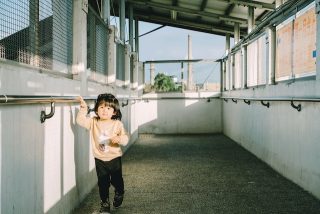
[99,200,110,214]
[113,192,124,208]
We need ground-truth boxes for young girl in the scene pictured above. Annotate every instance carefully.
[76,93,129,214]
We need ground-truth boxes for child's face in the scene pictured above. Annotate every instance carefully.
[97,103,115,120]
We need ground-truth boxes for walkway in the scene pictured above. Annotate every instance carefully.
[73,134,320,214]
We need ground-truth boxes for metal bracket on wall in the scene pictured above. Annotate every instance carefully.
[122,100,129,107]
[223,98,228,102]
[291,100,301,112]
[232,98,238,103]
[40,102,55,123]
[244,99,251,105]
[261,100,270,108]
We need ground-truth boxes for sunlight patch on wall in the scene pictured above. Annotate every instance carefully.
[27,81,43,88]
[137,100,158,126]
[184,99,198,107]
[62,106,76,194]
[43,108,62,213]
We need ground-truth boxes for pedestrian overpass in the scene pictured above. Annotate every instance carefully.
[1,0,320,213]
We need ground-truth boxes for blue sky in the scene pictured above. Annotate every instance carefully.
[139,22,226,61]
[137,21,228,84]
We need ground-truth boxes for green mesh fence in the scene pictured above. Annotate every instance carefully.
[0,0,73,72]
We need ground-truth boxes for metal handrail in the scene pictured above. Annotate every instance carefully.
[0,95,99,123]
[0,94,220,123]
[2,95,320,105]
[221,96,320,102]
[1,94,319,122]
[0,95,221,105]
[0,95,95,105]
[221,96,320,112]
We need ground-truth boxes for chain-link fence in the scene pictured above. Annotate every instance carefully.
[0,0,73,72]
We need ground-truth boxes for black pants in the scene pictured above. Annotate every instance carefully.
[95,157,124,202]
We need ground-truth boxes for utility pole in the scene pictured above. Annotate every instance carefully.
[187,34,193,90]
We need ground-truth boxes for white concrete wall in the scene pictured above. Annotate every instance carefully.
[222,80,320,200]
[137,92,222,134]
[0,60,221,213]
[0,60,138,214]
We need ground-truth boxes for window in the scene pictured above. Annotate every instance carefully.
[276,3,316,81]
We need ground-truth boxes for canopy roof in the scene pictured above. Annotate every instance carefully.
[109,0,275,37]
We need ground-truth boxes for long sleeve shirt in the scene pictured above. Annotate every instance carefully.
[76,106,129,161]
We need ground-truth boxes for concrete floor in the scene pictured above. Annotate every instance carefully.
[73,134,320,214]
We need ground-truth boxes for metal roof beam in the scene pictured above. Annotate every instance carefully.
[197,0,208,21]
[200,0,208,11]
[126,0,247,24]
[134,13,243,36]
[214,0,275,10]
[171,0,178,20]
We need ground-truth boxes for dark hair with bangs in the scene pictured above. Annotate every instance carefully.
[94,93,122,120]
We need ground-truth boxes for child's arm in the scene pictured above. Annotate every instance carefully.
[110,121,129,146]
[76,96,92,130]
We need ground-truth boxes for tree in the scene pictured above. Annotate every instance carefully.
[154,73,175,92]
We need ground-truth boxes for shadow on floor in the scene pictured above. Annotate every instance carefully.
[73,134,320,214]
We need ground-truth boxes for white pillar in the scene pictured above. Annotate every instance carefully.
[107,25,117,84]
[231,54,235,89]
[125,44,131,87]
[102,0,110,24]
[150,63,155,85]
[119,0,125,42]
[135,20,139,54]
[131,52,138,89]
[316,0,320,81]
[220,60,223,92]
[72,0,88,95]
[225,34,231,90]
[234,23,240,45]
[187,34,193,90]
[267,27,276,85]
[242,45,248,88]
[116,0,125,86]
[223,60,226,91]
[129,4,134,52]
[225,33,230,55]
[248,6,254,34]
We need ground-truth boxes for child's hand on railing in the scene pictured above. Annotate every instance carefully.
[77,96,87,109]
